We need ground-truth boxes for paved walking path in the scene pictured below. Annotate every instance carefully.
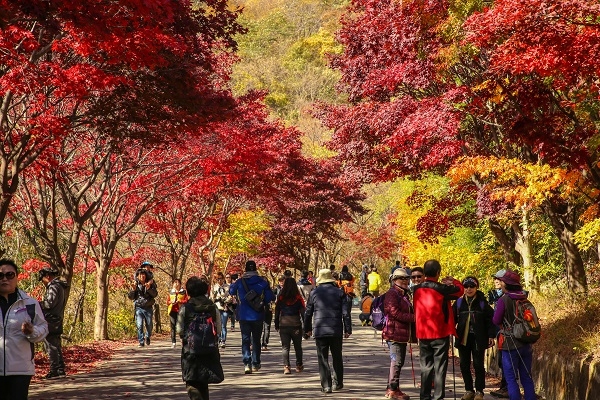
[30,311,499,400]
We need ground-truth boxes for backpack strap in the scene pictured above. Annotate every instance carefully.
[26,303,36,321]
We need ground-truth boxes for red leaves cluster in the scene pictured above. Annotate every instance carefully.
[32,340,125,382]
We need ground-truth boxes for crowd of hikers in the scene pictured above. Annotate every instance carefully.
[162,259,540,400]
[0,257,540,400]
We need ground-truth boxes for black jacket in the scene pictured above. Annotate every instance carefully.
[304,282,351,338]
[128,282,158,309]
[453,290,495,350]
[42,279,69,334]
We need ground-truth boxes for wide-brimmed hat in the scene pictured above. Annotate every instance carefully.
[499,270,521,286]
[492,269,506,279]
[390,268,410,280]
[316,268,336,285]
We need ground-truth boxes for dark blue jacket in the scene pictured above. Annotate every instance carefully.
[304,282,351,338]
[229,274,275,321]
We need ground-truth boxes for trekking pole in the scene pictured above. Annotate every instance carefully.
[409,342,416,387]
[450,336,456,400]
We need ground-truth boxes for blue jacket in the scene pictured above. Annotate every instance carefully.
[229,273,275,321]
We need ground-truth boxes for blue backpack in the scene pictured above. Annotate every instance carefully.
[370,293,387,331]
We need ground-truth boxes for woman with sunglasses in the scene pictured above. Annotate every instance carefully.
[382,268,416,400]
[452,276,495,400]
[0,259,48,400]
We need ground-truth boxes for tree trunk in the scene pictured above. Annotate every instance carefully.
[542,201,587,293]
[488,218,521,266]
[93,259,110,340]
[513,208,537,291]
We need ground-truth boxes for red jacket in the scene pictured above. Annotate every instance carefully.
[413,278,464,340]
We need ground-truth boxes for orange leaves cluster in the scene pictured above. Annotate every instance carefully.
[448,156,585,210]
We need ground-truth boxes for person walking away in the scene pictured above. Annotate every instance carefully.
[338,265,355,319]
[492,270,536,400]
[359,265,369,297]
[211,272,231,348]
[261,296,273,351]
[368,266,383,297]
[413,259,464,400]
[39,267,69,379]
[168,278,188,348]
[228,273,238,331]
[297,270,315,304]
[0,259,48,400]
[274,277,306,374]
[453,277,495,400]
[304,269,352,393]
[177,277,223,400]
[228,260,275,374]
[382,268,415,400]
[128,269,158,347]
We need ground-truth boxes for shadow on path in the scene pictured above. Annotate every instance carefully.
[30,310,497,399]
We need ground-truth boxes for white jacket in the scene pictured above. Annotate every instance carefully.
[0,289,48,376]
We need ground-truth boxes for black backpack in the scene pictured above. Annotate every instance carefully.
[184,305,218,355]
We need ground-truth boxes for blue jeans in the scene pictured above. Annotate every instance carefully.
[240,320,263,366]
[220,310,229,343]
[135,307,153,345]
[502,345,536,400]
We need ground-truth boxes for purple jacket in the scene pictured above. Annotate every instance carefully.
[492,290,529,350]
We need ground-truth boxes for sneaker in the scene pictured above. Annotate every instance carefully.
[261,345,268,351]
[171,342,176,348]
[333,383,343,391]
[474,392,484,400]
[284,366,291,374]
[44,371,62,380]
[321,387,332,393]
[295,364,304,373]
[252,364,261,372]
[57,370,66,378]
[220,342,226,349]
[138,343,145,348]
[244,365,252,374]
[491,388,509,398]
[145,337,150,346]
[461,391,475,400]
[385,389,410,400]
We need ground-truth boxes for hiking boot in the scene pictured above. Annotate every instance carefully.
[490,388,509,398]
[333,383,343,391]
[145,337,150,346]
[261,345,268,351]
[252,364,261,372]
[321,387,332,393]
[385,389,409,400]
[295,364,304,372]
[244,365,252,374]
[283,366,291,374]
[44,371,62,380]
[138,343,145,348]
[57,370,66,377]
[474,392,484,400]
[461,391,475,400]
[220,341,226,349]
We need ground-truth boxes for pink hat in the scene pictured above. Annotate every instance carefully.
[499,270,521,286]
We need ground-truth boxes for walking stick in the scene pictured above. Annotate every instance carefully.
[450,336,456,400]
[409,342,416,387]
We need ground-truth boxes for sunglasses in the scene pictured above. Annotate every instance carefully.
[411,275,423,279]
[464,284,477,288]
[0,271,16,280]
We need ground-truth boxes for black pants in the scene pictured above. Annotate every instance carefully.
[45,333,65,373]
[0,375,32,400]
[315,336,344,390]
[279,326,303,367]
[186,381,209,400]
[419,337,450,400]
[170,312,178,343]
[458,335,486,392]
